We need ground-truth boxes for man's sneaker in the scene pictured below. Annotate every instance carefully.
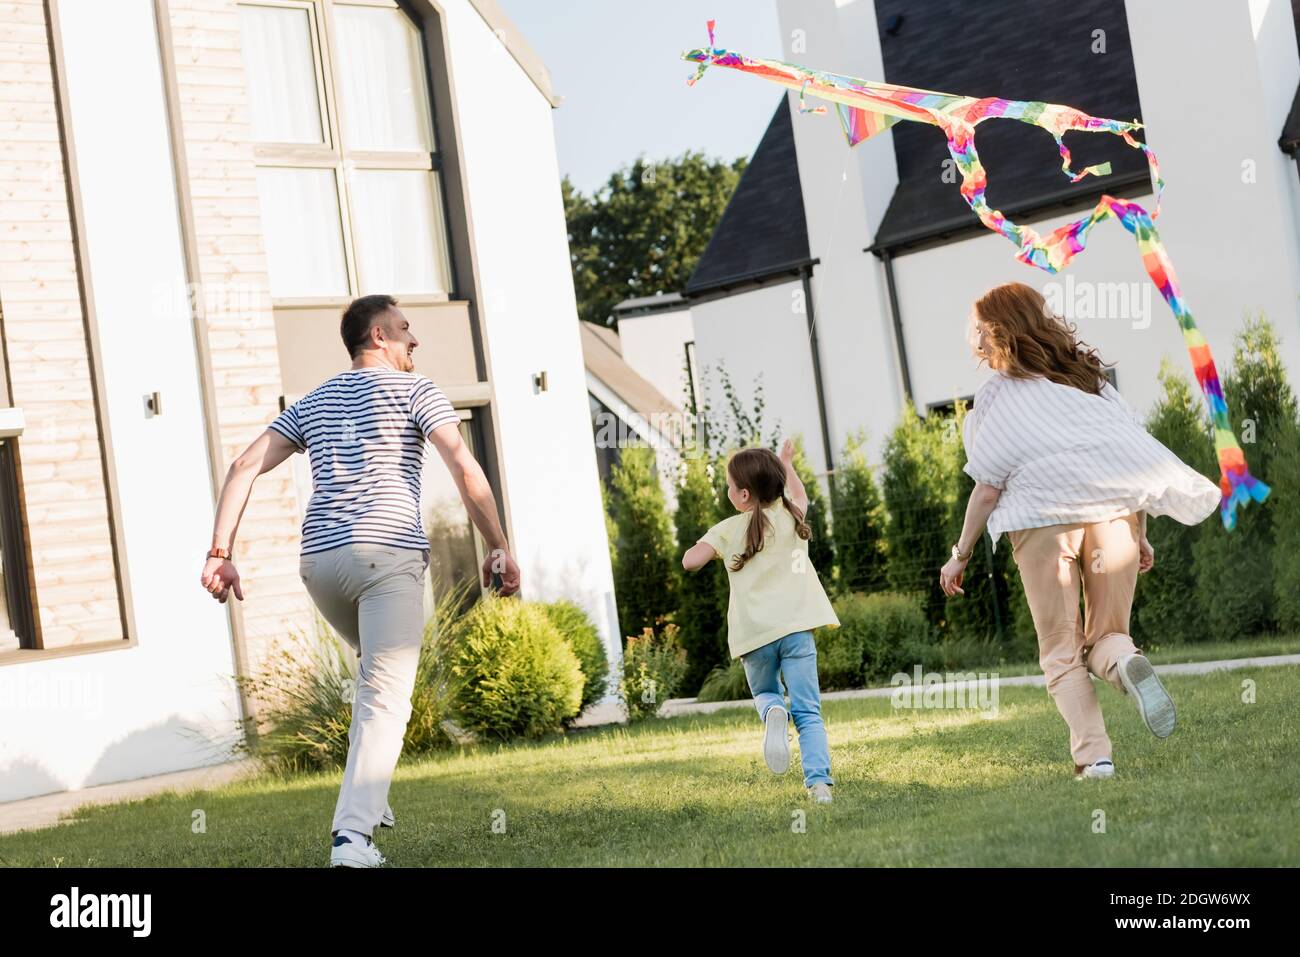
[379,805,395,829]
[330,832,386,868]
[763,704,791,775]
[1116,653,1176,738]
[1076,759,1115,780]
[807,782,833,804]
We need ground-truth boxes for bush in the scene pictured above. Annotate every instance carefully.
[696,657,751,703]
[790,435,835,577]
[831,431,887,594]
[945,405,1016,645]
[881,401,960,628]
[540,600,608,713]
[237,583,472,773]
[450,597,584,740]
[674,454,730,693]
[1192,315,1294,640]
[814,591,933,689]
[1274,416,1300,632]
[1133,363,1215,646]
[620,623,688,721]
[607,446,678,637]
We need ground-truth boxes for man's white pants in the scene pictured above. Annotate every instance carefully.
[299,543,427,836]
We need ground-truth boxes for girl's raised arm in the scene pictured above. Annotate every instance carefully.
[682,541,717,572]
[779,439,809,516]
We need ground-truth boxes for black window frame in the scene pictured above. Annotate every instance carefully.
[0,435,36,651]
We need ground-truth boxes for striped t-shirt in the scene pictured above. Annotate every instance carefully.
[268,367,460,556]
[962,372,1220,545]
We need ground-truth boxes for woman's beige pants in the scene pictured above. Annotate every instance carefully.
[299,543,427,836]
[1008,513,1140,768]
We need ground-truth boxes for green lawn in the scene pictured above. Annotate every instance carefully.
[961,633,1300,679]
[2,665,1297,867]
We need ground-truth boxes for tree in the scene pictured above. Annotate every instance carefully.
[563,153,746,327]
[1133,363,1215,646]
[1273,414,1300,632]
[831,431,887,594]
[790,435,835,578]
[1192,315,1295,640]
[944,406,1015,643]
[881,400,960,628]
[674,455,729,693]
[607,446,677,639]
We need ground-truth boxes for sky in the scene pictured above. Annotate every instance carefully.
[496,0,784,195]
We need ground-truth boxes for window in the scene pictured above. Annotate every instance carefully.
[237,0,453,300]
[420,414,483,611]
[0,343,33,651]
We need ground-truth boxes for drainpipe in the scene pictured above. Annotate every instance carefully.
[801,263,835,483]
[878,248,914,406]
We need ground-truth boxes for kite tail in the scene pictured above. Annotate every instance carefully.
[1110,203,1270,529]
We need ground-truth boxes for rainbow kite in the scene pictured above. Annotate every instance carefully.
[684,22,1269,530]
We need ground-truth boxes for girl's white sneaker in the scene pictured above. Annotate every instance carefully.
[1077,759,1115,780]
[763,704,791,774]
[807,782,833,803]
[1116,653,1176,738]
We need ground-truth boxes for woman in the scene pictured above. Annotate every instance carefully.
[940,283,1219,779]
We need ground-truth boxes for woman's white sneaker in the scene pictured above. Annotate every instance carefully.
[1077,759,1115,780]
[379,805,395,829]
[763,704,791,774]
[807,782,833,803]
[1116,653,1176,738]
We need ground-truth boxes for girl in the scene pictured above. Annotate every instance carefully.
[940,282,1219,779]
[683,440,840,802]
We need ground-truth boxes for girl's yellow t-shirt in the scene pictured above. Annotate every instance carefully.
[699,498,839,659]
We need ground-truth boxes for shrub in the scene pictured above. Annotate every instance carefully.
[814,591,933,689]
[881,400,959,628]
[450,596,584,740]
[237,583,472,773]
[1274,416,1300,632]
[831,431,887,594]
[790,435,835,577]
[1192,315,1294,640]
[1133,363,1215,646]
[540,600,608,712]
[607,445,678,637]
[696,657,751,703]
[620,623,688,721]
[674,454,730,693]
[945,405,1016,645]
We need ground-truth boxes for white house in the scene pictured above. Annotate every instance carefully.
[683,0,1300,479]
[0,0,617,804]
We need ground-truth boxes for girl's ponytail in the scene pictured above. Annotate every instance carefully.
[725,448,812,571]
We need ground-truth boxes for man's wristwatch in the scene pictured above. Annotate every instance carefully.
[207,547,232,561]
[951,543,973,562]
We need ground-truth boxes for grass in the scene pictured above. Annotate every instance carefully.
[2,664,1297,867]
[938,633,1300,681]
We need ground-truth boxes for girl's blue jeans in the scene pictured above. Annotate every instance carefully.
[741,630,833,787]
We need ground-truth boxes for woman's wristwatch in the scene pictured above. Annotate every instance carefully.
[951,543,973,562]
[207,546,232,561]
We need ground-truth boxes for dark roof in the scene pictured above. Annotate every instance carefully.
[613,291,687,317]
[872,0,1148,252]
[1283,84,1300,156]
[684,97,811,297]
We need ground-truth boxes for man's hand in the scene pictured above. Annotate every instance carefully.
[483,547,521,596]
[200,557,244,603]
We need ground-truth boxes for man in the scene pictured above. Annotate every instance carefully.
[200,294,520,868]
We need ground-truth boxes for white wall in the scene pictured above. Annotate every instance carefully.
[1123,0,1300,387]
[777,0,905,466]
[0,0,241,804]
[615,306,696,409]
[690,279,830,473]
[442,1,620,660]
